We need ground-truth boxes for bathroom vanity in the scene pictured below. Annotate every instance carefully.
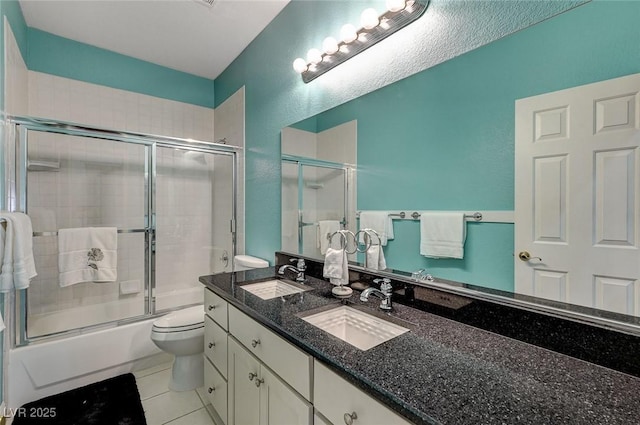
[200,259,640,425]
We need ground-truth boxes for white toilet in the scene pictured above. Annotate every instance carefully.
[234,254,269,271]
[150,255,269,391]
[151,305,205,391]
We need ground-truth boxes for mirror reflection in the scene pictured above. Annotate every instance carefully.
[281,1,640,322]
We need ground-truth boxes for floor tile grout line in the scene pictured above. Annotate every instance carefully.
[160,405,209,425]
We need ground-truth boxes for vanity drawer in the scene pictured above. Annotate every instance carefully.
[204,316,228,378]
[204,357,228,425]
[205,288,228,330]
[314,361,412,425]
[228,305,311,400]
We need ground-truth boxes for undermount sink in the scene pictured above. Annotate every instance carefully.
[241,279,310,300]
[300,305,409,351]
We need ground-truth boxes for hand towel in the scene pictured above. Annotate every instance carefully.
[58,227,118,287]
[420,212,466,259]
[358,211,394,246]
[317,220,341,254]
[0,212,37,292]
[323,247,349,286]
[365,244,387,271]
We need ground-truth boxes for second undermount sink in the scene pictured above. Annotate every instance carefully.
[241,279,311,300]
[300,305,409,351]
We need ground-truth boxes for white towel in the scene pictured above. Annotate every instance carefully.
[317,220,341,254]
[365,244,387,271]
[420,212,466,259]
[323,247,349,286]
[0,212,37,292]
[358,211,394,246]
[58,227,118,287]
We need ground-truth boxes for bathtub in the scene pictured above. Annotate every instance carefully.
[7,317,170,409]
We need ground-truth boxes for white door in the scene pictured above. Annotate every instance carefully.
[515,73,640,315]
[228,338,260,425]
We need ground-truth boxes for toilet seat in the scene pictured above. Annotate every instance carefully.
[152,305,204,333]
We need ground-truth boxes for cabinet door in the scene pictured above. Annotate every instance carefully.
[314,361,412,425]
[260,367,312,425]
[205,316,228,378]
[228,338,260,425]
[204,358,228,425]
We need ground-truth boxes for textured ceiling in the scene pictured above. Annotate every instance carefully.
[18,0,290,80]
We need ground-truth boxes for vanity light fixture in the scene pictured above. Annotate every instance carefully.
[293,0,429,83]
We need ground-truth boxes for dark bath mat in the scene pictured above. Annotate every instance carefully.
[12,373,147,425]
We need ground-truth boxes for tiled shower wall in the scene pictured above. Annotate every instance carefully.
[23,72,227,334]
[4,13,247,335]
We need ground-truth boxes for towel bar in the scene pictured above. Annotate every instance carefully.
[32,228,148,237]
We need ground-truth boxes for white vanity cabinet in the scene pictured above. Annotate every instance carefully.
[228,337,312,425]
[203,287,413,425]
[227,305,312,400]
[314,360,413,425]
[204,289,230,425]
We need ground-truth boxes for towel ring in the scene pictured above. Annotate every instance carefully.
[329,230,357,254]
[328,231,347,250]
[364,228,381,246]
[354,229,373,253]
[342,230,358,254]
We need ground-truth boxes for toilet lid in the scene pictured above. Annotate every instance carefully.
[153,305,204,329]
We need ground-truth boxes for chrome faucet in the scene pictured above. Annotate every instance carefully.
[412,268,434,282]
[278,258,306,283]
[360,278,393,311]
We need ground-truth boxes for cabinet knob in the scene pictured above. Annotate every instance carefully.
[251,339,261,348]
[248,372,257,381]
[208,304,216,311]
[208,387,215,394]
[343,411,358,425]
[254,377,265,388]
[208,342,215,349]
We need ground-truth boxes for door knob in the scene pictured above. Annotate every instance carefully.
[518,251,542,262]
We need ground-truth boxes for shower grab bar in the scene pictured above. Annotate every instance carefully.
[32,228,149,237]
[356,211,515,223]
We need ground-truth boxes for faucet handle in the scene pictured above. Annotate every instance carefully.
[290,258,306,270]
[373,278,392,292]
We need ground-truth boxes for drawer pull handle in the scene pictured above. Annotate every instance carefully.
[254,377,265,388]
[208,305,216,311]
[248,372,257,381]
[251,339,261,348]
[208,342,215,349]
[344,412,358,425]
[208,387,215,394]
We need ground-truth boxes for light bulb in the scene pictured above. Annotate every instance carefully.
[386,0,406,12]
[340,24,357,43]
[306,48,323,65]
[360,8,379,30]
[293,58,308,74]
[322,37,339,55]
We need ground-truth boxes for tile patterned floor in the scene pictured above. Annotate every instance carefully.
[134,362,218,425]
[4,361,217,425]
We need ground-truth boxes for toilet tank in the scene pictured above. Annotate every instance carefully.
[234,255,269,271]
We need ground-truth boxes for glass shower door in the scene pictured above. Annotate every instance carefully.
[281,159,348,258]
[24,131,148,338]
[154,146,235,311]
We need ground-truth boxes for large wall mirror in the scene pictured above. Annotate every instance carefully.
[281,1,640,330]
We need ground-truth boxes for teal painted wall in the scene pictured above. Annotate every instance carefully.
[216,0,639,290]
[28,29,215,108]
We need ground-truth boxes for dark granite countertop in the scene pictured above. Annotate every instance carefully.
[200,268,640,425]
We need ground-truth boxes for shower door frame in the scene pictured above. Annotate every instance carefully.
[7,116,240,347]
[281,154,351,254]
